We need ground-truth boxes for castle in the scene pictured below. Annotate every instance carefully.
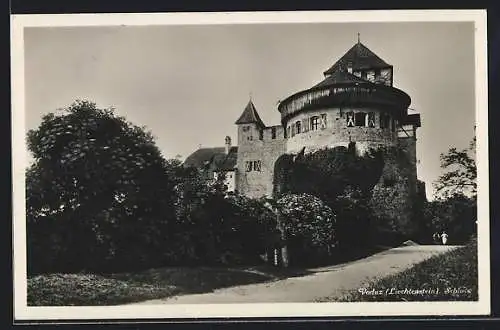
[185,39,425,230]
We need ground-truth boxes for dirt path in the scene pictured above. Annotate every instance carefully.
[129,245,458,304]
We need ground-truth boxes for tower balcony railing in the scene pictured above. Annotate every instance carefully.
[278,82,411,123]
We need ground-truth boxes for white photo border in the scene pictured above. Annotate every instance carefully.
[11,9,490,320]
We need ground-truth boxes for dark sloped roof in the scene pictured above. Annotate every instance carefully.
[401,113,421,127]
[324,42,390,75]
[212,147,238,170]
[312,70,370,88]
[235,100,265,127]
[184,146,238,170]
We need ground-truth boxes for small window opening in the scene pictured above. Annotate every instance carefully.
[355,112,366,126]
[253,160,262,172]
[367,112,376,127]
[346,112,355,127]
[245,161,252,172]
[295,121,301,134]
[310,116,320,130]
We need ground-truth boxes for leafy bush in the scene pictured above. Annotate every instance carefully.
[276,193,336,266]
[273,146,385,250]
[423,194,477,244]
[26,100,179,274]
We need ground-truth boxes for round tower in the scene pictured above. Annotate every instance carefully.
[278,40,412,155]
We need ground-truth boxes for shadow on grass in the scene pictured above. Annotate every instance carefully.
[107,265,315,296]
[27,265,316,306]
[28,245,395,306]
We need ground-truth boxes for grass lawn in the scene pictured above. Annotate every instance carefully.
[324,239,478,302]
[27,265,313,306]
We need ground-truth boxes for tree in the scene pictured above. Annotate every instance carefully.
[434,136,476,198]
[276,193,336,266]
[423,195,477,244]
[422,135,478,244]
[26,100,178,273]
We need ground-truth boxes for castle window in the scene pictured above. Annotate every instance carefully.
[295,121,301,134]
[367,112,376,127]
[380,114,390,129]
[253,160,262,172]
[291,124,296,137]
[247,135,253,141]
[310,116,320,130]
[271,127,276,139]
[245,161,252,172]
[243,126,250,132]
[286,126,290,138]
[346,112,355,127]
[355,112,366,126]
[320,114,327,129]
[259,129,264,140]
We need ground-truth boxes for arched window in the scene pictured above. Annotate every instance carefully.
[310,116,320,130]
[295,121,301,134]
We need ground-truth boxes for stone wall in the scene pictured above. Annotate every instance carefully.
[285,107,398,155]
[369,138,420,237]
[236,123,287,198]
[235,106,422,237]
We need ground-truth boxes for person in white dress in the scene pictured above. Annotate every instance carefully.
[441,231,448,245]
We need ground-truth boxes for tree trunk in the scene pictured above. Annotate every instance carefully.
[281,245,289,267]
[277,213,289,267]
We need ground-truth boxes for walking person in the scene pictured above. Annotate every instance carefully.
[432,232,440,244]
[441,231,448,245]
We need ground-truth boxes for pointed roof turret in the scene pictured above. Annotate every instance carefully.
[323,41,390,76]
[235,99,265,127]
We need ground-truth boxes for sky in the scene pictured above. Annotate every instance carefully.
[24,21,476,199]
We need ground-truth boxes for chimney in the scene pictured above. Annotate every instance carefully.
[225,136,232,154]
[347,61,353,74]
